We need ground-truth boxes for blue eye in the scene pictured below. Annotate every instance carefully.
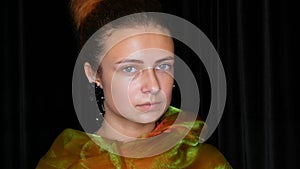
[156,64,171,70]
[123,66,137,73]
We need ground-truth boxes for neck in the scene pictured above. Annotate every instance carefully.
[95,111,156,142]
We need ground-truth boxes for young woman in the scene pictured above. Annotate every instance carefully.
[36,0,232,168]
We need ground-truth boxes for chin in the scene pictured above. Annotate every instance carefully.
[131,112,164,124]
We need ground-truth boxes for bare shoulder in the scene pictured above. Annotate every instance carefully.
[189,143,232,169]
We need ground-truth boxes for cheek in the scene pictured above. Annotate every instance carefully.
[127,79,141,103]
[110,75,133,107]
[160,76,174,99]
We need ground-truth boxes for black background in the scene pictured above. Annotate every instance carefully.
[1,0,298,168]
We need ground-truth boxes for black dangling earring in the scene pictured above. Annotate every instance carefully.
[95,84,105,117]
[171,83,181,108]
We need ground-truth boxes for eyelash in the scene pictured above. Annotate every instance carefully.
[122,66,137,73]
[121,63,173,74]
[155,64,171,71]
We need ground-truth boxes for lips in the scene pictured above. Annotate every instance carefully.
[136,102,162,111]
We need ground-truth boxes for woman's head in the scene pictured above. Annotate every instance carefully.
[70,0,174,124]
[94,32,174,124]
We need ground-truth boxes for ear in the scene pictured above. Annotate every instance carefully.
[84,62,103,88]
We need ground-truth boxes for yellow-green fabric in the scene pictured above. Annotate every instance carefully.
[36,107,232,169]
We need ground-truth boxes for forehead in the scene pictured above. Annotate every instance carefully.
[105,27,172,50]
[102,29,174,63]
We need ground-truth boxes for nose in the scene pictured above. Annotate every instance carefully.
[140,68,160,94]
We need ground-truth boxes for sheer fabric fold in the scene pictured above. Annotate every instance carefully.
[36,107,232,169]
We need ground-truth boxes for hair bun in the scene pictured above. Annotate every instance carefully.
[70,0,103,29]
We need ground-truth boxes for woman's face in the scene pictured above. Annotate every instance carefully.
[97,32,174,124]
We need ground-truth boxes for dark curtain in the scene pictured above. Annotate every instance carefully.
[1,0,298,168]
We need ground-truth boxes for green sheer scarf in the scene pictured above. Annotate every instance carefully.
[36,107,232,169]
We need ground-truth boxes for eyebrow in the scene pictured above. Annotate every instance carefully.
[155,56,174,64]
[115,56,174,65]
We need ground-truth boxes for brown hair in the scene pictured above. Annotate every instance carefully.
[70,0,163,48]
